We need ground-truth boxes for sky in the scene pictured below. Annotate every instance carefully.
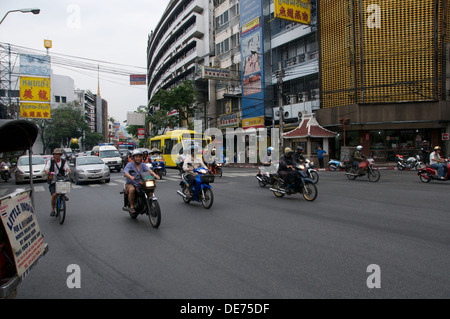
[0,0,171,124]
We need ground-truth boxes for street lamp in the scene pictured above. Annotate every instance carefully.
[0,8,41,25]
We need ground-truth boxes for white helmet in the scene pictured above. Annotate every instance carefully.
[356,145,363,151]
[131,149,143,157]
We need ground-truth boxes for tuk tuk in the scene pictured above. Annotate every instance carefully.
[0,119,49,299]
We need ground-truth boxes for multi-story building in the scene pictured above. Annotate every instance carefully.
[317,0,450,160]
[75,89,96,132]
[146,0,214,131]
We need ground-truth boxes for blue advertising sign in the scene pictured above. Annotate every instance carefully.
[240,0,265,129]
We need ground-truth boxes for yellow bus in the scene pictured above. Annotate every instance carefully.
[149,130,211,167]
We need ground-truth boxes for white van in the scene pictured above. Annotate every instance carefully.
[92,145,122,172]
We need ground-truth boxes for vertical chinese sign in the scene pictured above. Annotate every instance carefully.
[19,54,51,119]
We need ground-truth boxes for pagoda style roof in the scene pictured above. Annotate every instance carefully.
[283,113,337,139]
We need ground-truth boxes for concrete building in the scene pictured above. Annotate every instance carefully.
[147,0,215,131]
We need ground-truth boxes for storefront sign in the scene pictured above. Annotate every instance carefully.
[0,190,45,278]
[242,116,264,129]
[220,112,240,129]
[19,102,51,119]
[274,0,311,25]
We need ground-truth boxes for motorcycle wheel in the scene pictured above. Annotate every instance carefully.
[181,185,191,204]
[217,167,223,178]
[147,198,161,228]
[309,170,319,184]
[328,164,337,171]
[346,168,357,180]
[201,188,214,209]
[397,163,405,171]
[367,169,380,182]
[419,173,431,183]
[272,180,285,197]
[302,182,318,201]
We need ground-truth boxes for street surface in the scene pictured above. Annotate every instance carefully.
[1,167,449,299]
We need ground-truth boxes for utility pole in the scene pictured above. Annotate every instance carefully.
[278,60,284,151]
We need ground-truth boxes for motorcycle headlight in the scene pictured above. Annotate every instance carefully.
[299,165,305,170]
[145,180,155,188]
[2,166,8,169]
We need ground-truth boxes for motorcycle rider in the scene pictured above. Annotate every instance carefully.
[1,157,12,178]
[429,146,447,180]
[352,145,368,171]
[124,149,160,213]
[278,147,298,194]
[262,147,274,166]
[142,150,150,163]
[294,146,306,164]
[44,148,71,217]
[183,145,208,198]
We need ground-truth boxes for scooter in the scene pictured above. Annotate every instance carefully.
[121,170,161,228]
[328,159,350,171]
[256,163,277,187]
[0,164,11,182]
[417,160,450,183]
[397,154,423,170]
[304,159,319,184]
[208,161,223,177]
[177,167,214,209]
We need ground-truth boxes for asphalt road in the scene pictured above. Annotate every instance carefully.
[1,167,449,299]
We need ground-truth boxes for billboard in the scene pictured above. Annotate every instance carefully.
[19,102,51,119]
[20,54,51,77]
[240,0,266,129]
[19,76,51,119]
[130,74,146,85]
[274,0,311,25]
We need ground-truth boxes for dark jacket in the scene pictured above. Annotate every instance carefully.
[279,154,298,171]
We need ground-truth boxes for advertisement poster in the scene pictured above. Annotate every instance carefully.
[0,191,45,278]
[240,0,265,129]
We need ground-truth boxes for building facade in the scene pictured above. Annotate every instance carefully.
[317,0,450,160]
[147,0,214,131]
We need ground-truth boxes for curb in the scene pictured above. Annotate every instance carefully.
[224,164,399,170]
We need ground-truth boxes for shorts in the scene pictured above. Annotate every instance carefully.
[125,183,136,194]
[49,183,56,195]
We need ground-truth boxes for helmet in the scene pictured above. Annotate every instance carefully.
[356,145,363,151]
[434,146,441,151]
[296,146,304,152]
[284,147,293,154]
[53,148,63,155]
[267,146,274,154]
[131,149,143,157]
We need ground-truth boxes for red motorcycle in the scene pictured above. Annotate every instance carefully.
[417,160,450,183]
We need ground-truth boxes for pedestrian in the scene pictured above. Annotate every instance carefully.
[421,141,430,164]
[317,146,326,169]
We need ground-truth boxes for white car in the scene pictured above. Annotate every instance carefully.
[69,156,110,185]
[15,155,47,184]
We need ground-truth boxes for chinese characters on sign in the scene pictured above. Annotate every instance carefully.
[274,0,311,25]
[19,76,51,119]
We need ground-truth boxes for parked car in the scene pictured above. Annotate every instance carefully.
[69,155,110,184]
[15,155,47,184]
[42,155,52,165]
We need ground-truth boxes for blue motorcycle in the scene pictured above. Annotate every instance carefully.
[328,159,350,171]
[148,151,166,178]
[269,164,318,201]
[177,168,214,209]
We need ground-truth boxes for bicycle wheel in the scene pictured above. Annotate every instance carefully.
[58,196,66,224]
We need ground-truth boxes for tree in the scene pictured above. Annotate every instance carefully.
[150,80,199,130]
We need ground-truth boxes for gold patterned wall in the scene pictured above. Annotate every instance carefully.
[320,0,449,108]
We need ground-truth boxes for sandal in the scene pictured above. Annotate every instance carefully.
[129,207,136,213]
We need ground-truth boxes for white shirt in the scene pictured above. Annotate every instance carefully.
[45,158,70,183]
[429,151,442,165]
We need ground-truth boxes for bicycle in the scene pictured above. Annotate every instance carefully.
[54,174,71,224]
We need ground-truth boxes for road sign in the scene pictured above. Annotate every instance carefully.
[442,133,449,141]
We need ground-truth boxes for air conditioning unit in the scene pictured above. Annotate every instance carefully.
[299,53,306,62]
[311,89,319,100]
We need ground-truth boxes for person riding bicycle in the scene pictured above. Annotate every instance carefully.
[44,148,71,217]
[124,149,160,213]
[430,146,447,179]
[183,145,208,198]
[278,147,298,194]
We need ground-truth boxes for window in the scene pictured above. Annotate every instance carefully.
[62,96,67,103]
[55,96,60,103]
